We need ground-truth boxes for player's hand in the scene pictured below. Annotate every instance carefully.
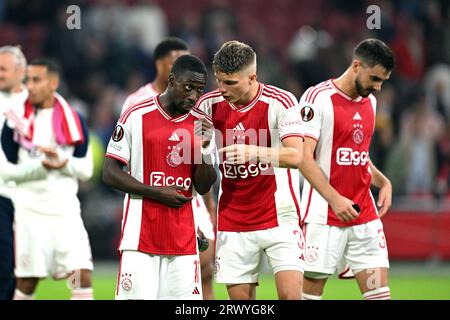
[219,144,259,164]
[39,146,68,170]
[329,194,359,222]
[155,186,193,208]
[42,158,68,170]
[39,146,58,158]
[195,116,214,148]
[377,181,392,218]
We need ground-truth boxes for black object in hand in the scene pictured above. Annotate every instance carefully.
[197,236,209,252]
[352,204,361,213]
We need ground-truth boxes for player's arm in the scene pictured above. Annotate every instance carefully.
[193,118,217,195]
[299,137,359,222]
[369,159,392,218]
[219,100,304,168]
[0,122,48,183]
[54,114,93,181]
[219,143,303,169]
[103,157,193,208]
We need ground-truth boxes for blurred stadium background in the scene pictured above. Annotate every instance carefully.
[1,0,449,299]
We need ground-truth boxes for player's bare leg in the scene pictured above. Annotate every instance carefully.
[274,270,302,300]
[200,240,215,300]
[69,269,94,300]
[226,283,256,300]
[302,276,328,300]
[13,277,39,299]
[354,267,390,300]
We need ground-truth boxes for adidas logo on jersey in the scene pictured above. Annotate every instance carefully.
[233,122,245,131]
[353,112,362,121]
[192,287,200,295]
[169,132,181,141]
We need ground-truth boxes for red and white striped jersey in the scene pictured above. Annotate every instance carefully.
[299,79,379,227]
[106,95,203,255]
[196,83,303,232]
[120,83,159,115]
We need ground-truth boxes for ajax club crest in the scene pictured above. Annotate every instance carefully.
[352,124,364,145]
[167,131,183,167]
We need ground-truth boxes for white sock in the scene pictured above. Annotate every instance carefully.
[302,292,322,300]
[71,287,94,300]
[363,286,391,300]
[13,289,35,300]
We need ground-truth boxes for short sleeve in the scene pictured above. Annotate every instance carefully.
[105,118,131,166]
[278,103,304,141]
[298,87,322,141]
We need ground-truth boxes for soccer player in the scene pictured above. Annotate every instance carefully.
[120,37,217,299]
[195,40,305,300]
[1,58,95,300]
[298,38,394,300]
[103,54,217,300]
[0,45,28,300]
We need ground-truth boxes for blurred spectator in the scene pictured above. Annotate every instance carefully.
[122,0,168,55]
[200,0,238,61]
[388,93,445,195]
[425,64,450,122]
[370,84,396,171]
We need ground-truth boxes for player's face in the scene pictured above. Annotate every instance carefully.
[26,65,58,105]
[0,53,24,92]
[157,50,190,82]
[355,63,391,97]
[214,69,255,105]
[171,70,207,113]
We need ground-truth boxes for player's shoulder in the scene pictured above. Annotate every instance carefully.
[190,107,213,122]
[261,83,298,109]
[119,95,157,124]
[195,89,224,107]
[368,93,377,106]
[301,80,334,105]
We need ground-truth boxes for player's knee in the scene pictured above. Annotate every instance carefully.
[78,269,92,288]
[278,288,301,300]
[16,278,39,294]
[303,273,328,296]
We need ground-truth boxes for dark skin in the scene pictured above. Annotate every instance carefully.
[103,70,217,207]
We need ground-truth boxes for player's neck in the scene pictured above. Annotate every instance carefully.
[37,95,56,109]
[158,92,185,118]
[333,69,359,99]
[11,83,25,94]
[235,81,259,106]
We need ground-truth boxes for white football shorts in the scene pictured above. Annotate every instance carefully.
[303,219,389,279]
[115,250,203,300]
[215,223,305,284]
[14,211,93,279]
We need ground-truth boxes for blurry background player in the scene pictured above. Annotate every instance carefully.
[103,55,217,300]
[196,41,305,300]
[0,45,28,300]
[298,38,394,300]
[120,37,217,299]
[2,59,94,300]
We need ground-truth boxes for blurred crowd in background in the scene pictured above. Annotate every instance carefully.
[1,0,449,259]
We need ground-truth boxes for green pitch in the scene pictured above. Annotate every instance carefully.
[34,273,450,300]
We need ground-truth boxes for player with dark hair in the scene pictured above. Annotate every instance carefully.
[104,55,217,300]
[298,38,394,300]
[120,37,217,300]
[2,58,94,300]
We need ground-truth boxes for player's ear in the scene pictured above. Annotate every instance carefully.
[49,73,59,91]
[168,73,175,86]
[351,60,361,74]
[249,73,257,85]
